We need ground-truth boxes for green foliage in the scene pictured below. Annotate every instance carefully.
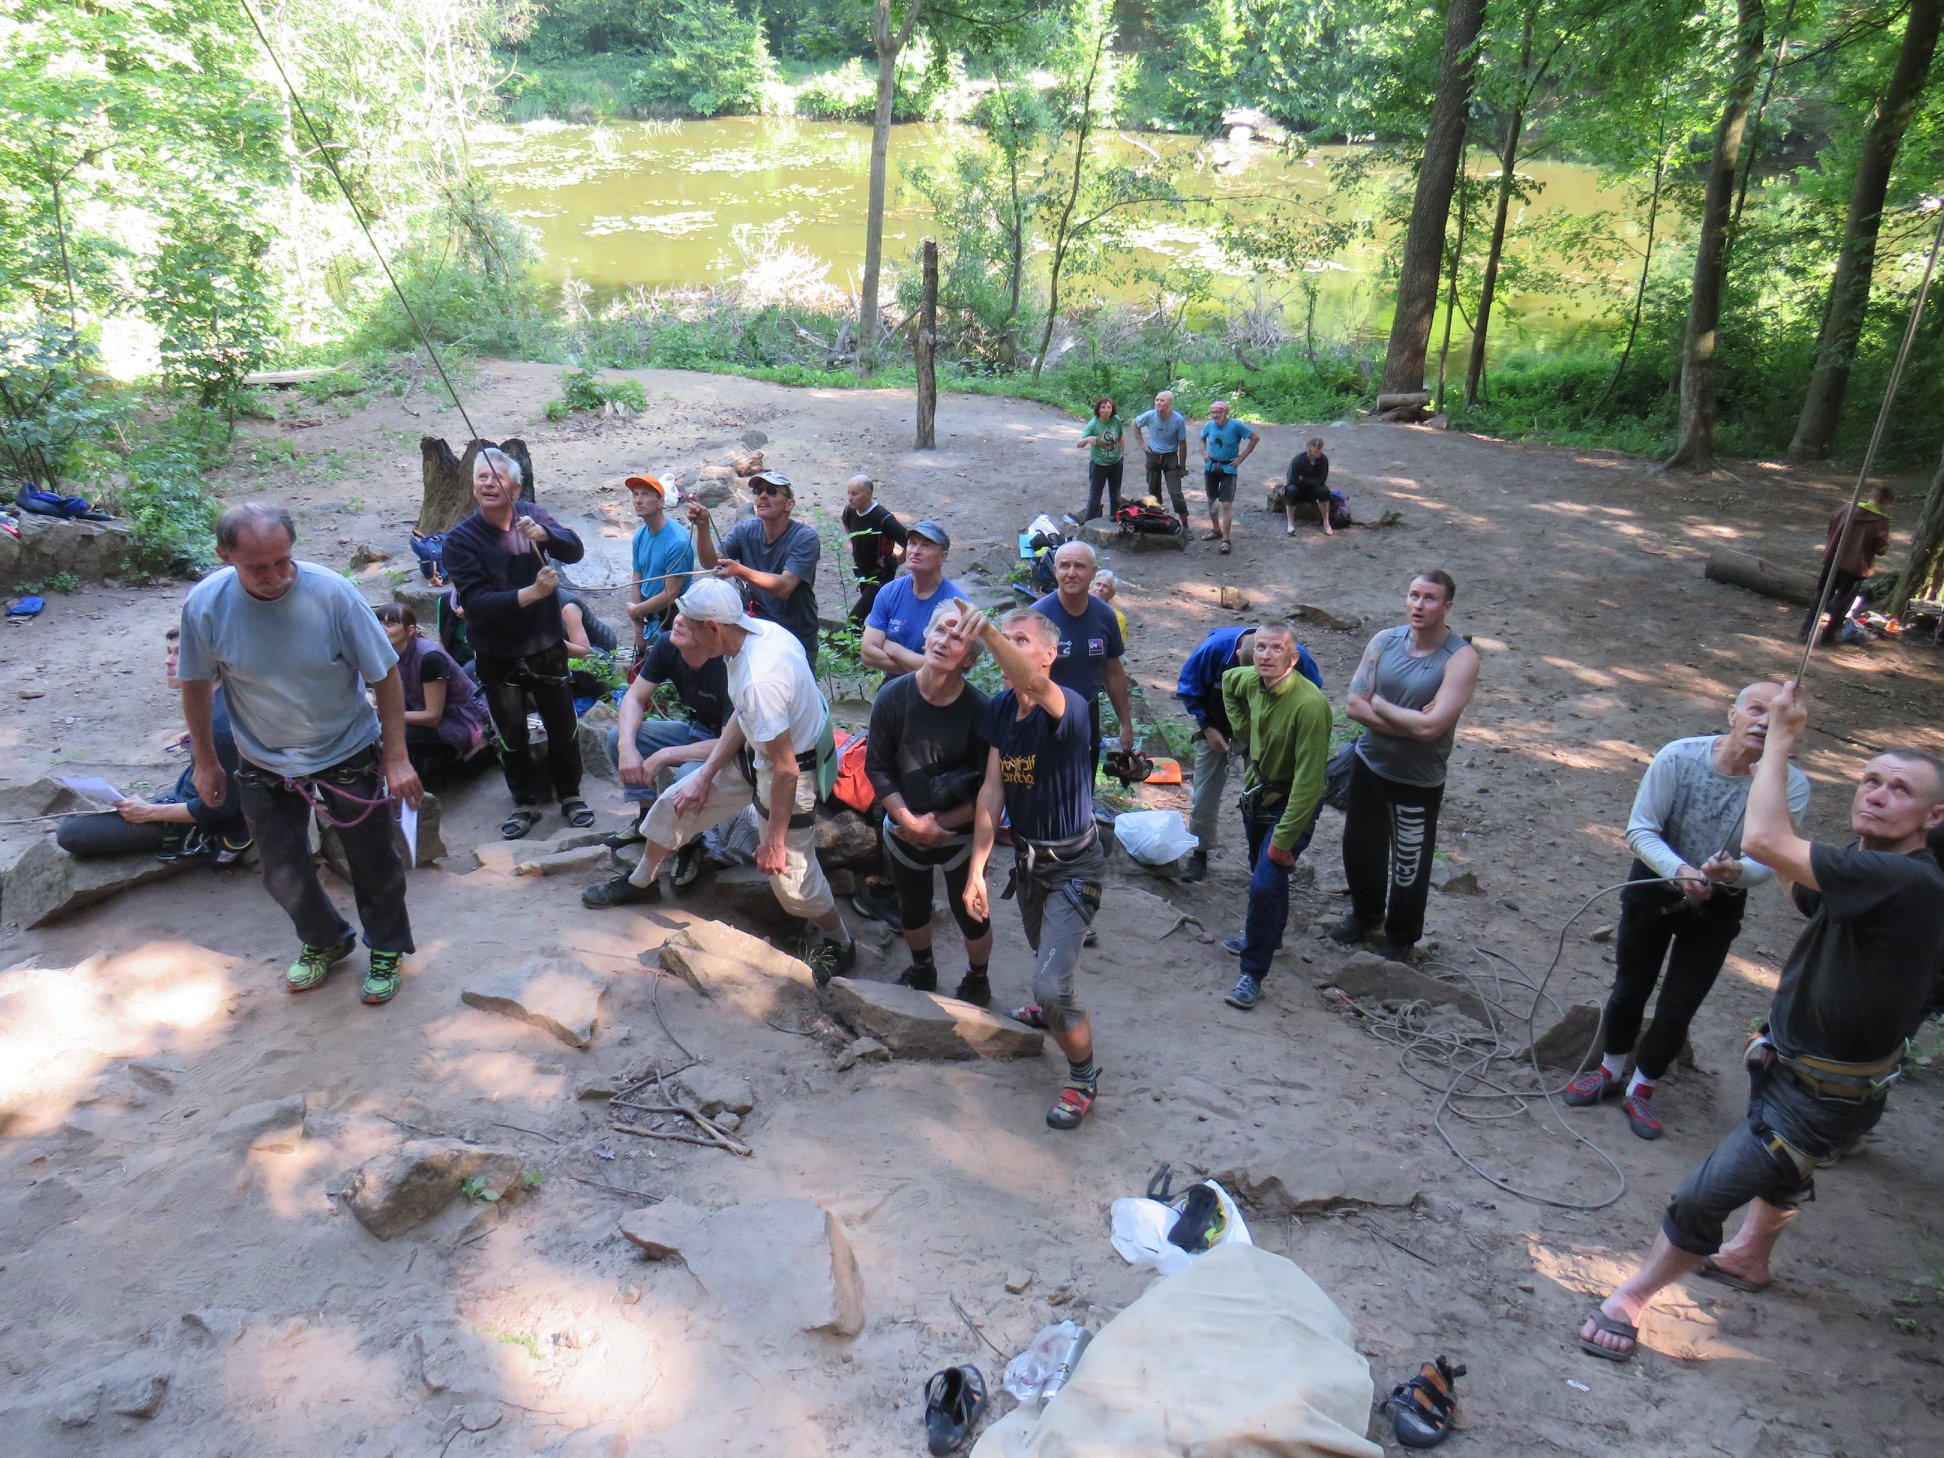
[630,0,779,117]
[545,367,649,420]
[793,38,963,123]
[144,207,278,409]
[460,1175,501,1205]
[0,325,117,487]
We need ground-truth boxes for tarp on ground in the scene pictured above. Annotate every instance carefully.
[970,1241,1382,1458]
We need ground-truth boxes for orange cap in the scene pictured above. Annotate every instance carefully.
[623,473,665,496]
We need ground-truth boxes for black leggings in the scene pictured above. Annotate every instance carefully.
[1341,753,1444,947]
[1603,859,1746,1080]
[474,642,583,805]
[1084,461,1124,521]
[886,834,991,941]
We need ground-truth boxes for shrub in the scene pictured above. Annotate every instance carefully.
[630,0,777,118]
[545,367,648,420]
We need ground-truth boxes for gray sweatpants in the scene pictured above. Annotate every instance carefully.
[1014,838,1106,1034]
[1188,737,1235,850]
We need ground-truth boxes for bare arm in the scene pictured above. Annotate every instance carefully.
[401,677,446,728]
[725,562,802,598]
[560,603,593,657]
[1366,644,1480,743]
[1129,423,1148,455]
[1742,681,1817,895]
[371,667,425,808]
[756,728,799,871]
[1235,429,1259,465]
[181,678,226,808]
[1104,656,1135,749]
[861,625,925,674]
[688,503,720,569]
[963,602,1064,717]
[1342,633,1387,730]
[964,745,1004,923]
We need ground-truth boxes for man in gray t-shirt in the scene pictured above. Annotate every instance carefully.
[1130,389,1190,520]
[689,469,822,663]
[177,503,422,1007]
[1565,682,1812,1140]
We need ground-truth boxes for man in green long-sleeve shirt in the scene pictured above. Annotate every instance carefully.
[1218,623,1332,1010]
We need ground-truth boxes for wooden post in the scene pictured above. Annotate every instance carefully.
[417,436,536,534]
[915,239,938,450]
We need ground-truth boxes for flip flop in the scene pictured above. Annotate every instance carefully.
[1698,1258,1769,1294]
[1577,1309,1638,1362]
[1218,540,1232,555]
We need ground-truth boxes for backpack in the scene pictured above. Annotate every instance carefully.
[1115,502,1183,536]
[831,731,875,814]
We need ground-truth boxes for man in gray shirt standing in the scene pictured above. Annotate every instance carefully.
[177,504,423,1006]
[1130,390,1190,523]
[1566,682,1811,1139]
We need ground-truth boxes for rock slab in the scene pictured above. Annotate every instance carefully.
[619,1198,704,1260]
[3,838,189,929]
[674,1065,754,1117]
[823,977,1044,1060]
[216,1094,307,1155]
[1524,1002,1603,1073]
[680,1198,864,1337]
[1214,1142,1422,1214]
[461,959,608,1049]
[345,1140,526,1239]
[1317,951,1492,1028]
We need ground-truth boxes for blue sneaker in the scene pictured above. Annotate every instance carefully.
[1221,936,1245,956]
[1224,973,1261,1010]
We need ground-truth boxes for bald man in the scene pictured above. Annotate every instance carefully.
[1566,683,1811,1140]
[1032,540,1135,784]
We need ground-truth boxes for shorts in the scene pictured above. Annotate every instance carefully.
[1661,1063,1884,1256]
[1013,836,1106,1034]
[1204,469,1237,503]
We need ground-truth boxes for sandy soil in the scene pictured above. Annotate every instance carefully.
[2,360,1942,1457]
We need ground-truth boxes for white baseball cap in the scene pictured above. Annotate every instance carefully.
[676,577,760,630]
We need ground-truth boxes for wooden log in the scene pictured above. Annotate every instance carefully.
[1375,390,1431,411]
[1703,548,1818,606]
[915,239,938,450]
[242,367,336,387]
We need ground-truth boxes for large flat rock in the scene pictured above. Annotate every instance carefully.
[619,1198,705,1260]
[1315,951,1492,1028]
[461,958,609,1049]
[344,1140,527,1239]
[319,792,446,873]
[679,1198,864,1337]
[1213,1141,1423,1214]
[656,919,820,1023]
[822,977,1044,1060]
[3,838,190,929]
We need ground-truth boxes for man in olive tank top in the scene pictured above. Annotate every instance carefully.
[1333,570,1481,960]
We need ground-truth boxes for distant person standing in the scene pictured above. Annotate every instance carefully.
[1173,625,1322,882]
[1130,390,1190,523]
[691,469,823,664]
[442,446,593,840]
[1197,400,1257,555]
[176,503,422,1006]
[623,473,694,651]
[1033,540,1135,781]
[842,474,907,624]
[1566,682,1812,1140]
[861,519,962,675]
[1802,485,1893,645]
[1284,437,1335,538]
[1335,570,1481,961]
[1074,397,1125,522]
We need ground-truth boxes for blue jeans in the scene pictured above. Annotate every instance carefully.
[1239,802,1315,982]
[608,719,714,804]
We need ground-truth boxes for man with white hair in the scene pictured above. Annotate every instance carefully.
[1130,390,1190,522]
[580,579,856,977]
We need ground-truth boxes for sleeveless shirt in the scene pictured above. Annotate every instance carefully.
[1355,625,1466,787]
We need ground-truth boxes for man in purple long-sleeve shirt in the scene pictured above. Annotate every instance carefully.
[441,447,592,839]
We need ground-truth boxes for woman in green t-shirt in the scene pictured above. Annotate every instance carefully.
[1075,397,1125,521]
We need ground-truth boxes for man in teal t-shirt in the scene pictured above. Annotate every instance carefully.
[1198,400,1258,555]
[625,474,694,651]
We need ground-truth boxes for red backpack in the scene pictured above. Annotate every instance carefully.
[1115,502,1184,536]
[831,731,875,814]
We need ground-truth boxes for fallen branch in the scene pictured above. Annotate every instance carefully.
[611,1120,753,1156]
[569,1174,664,1202]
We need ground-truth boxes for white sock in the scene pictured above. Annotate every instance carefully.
[1627,1070,1656,1098]
[1600,1053,1627,1080]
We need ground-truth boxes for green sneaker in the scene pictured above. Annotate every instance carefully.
[286,933,356,993]
[362,949,404,1006]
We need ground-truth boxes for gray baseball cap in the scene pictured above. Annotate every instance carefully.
[909,519,951,549]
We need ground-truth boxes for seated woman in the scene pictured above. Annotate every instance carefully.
[374,603,493,780]
[57,628,250,863]
[559,588,619,657]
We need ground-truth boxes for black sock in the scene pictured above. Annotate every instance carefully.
[911,947,936,971]
[965,960,988,979]
[1068,1055,1097,1086]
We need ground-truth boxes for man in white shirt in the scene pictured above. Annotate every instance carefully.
[581,579,856,977]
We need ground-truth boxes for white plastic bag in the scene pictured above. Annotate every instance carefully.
[1109,1180,1253,1277]
[1003,1320,1089,1404]
[1112,809,1199,866]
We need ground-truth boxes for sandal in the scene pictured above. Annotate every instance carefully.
[1386,1355,1465,1449]
[500,808,540,840]
[1698,1257,1769,1294]
[1218,540,1232,555]
[1046,1078,1098,1131]
[561,797,595,828]
[923,1364,987,1455]
[1009,1002,1048,1029]
[1285,525,1297,536]
[1200,528,1222,541]
[1576,1309,1638,1362]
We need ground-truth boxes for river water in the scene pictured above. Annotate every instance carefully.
[472,115,1643,357]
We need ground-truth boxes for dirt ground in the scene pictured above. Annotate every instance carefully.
[3,360,1942,1458]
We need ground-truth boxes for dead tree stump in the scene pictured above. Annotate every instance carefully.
[418,437,536,534]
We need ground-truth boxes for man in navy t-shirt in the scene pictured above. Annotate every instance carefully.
[964,604,1107,1132]
[1032,540,1134,787]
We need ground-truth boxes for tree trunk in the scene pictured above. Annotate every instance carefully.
[856,0,926,378]
[915,239,938,449]
[1788,0,1941,462]
[1664,0,1766,472]
[1725,0,1795,267]
[418,437,534,535]
[1598,127,1667,411]
[1464,17,1532,410]
[1032,26,1110,382]
[1704,546,1818,605]
[1433,148,1471,414]
[1890,440,1944,616]
[1380,0,1488,395]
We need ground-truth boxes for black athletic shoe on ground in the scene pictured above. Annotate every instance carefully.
[582,875,662,909]
[1327,912,1377,945]
[897,964,939,992]
[954,970,992,1007]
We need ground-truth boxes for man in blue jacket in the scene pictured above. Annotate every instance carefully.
[1174,625,1321,882]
